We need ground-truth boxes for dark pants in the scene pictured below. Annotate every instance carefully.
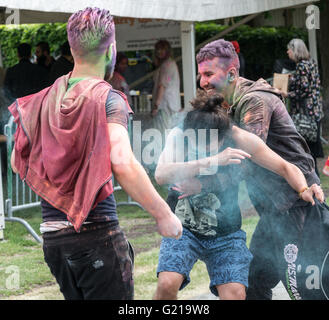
[246,213,280,300]
[247,202,329,300]
[245,184,282,300]
[43,222,134,300]
[307,120,324,178]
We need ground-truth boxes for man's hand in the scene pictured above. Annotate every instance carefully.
[300,184,325,205]
[210,147,251,166]
[156,212,183,239]
[172,177,202,199]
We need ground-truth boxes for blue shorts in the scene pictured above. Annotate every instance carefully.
[157,228,253,296]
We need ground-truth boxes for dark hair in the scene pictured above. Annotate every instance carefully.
[196,39,240,72]
[60,41,71,56]
[184,90,231,143]
[17,43,31,58]
[37,41,50,54]
[154,39,172,66]
[115,52,128,70]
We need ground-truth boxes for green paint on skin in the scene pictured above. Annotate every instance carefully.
[107,43,114,65]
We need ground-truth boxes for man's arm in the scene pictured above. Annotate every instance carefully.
[238,95,272,142]
[107,123,182,239]
[10,145,18,173]
[232,126,324,204]
[155,128,209,185]
[155,127,250,185]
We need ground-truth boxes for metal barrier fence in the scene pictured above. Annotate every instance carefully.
[3,114,143,243]
[130,91,185,114]
[130,92,152,113]
[0,150,4,241]
[5,116,42,243]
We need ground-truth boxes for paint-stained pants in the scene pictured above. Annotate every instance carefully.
[246,213,280,300]
[42,222,134,300]
[247,201,329,300]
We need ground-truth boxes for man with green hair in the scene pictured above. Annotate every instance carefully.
[9,7,182,300]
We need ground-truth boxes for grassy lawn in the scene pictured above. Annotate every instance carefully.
[0,178,259,300]
[1,139,329,300]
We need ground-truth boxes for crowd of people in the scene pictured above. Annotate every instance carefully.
[2,6,329,301]
[3,41,74,103]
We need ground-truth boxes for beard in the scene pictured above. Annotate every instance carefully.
[37,55,47,67]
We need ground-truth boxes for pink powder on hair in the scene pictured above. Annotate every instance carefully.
[67,7,115,56]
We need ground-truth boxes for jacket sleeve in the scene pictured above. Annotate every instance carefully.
[237,94,273,142]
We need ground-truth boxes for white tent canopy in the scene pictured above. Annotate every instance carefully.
[0,0,319,110]
[0,0,319,23]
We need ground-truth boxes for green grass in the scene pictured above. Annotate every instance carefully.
[0,207,258,300]
[2,142,329,299]
[133,215,259,300]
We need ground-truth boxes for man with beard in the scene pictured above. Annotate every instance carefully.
[35,41,55,72]
[194,39,323,300]
[9,7,182,300]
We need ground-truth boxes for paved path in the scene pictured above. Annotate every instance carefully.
[190,281,290,300]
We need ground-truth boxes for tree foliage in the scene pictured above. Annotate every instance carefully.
[0,23,67,67]
[195,23,308,80]
[0,22,307,80]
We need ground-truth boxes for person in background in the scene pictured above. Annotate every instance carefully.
[106,52,132,106]
[284,38,324,176]
[151,40,181,137]
[4,43,48,102]
[0,88,10,178]
[0,66,6,88]
[230,40,245,78]
[35,41,55,72]
[49,41,74,84]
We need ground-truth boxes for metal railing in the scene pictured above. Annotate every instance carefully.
[130,91,185,114]
[0,150,4,241]
[130,92,153,113]
[3,114,143,243]
[4,116,42,243]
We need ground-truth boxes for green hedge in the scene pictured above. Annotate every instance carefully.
[0,22,308,80]
[0,23,67,68]
[195,23,308,80]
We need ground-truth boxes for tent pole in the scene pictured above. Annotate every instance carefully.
[308,28,318,64]
[180,21,196,111]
